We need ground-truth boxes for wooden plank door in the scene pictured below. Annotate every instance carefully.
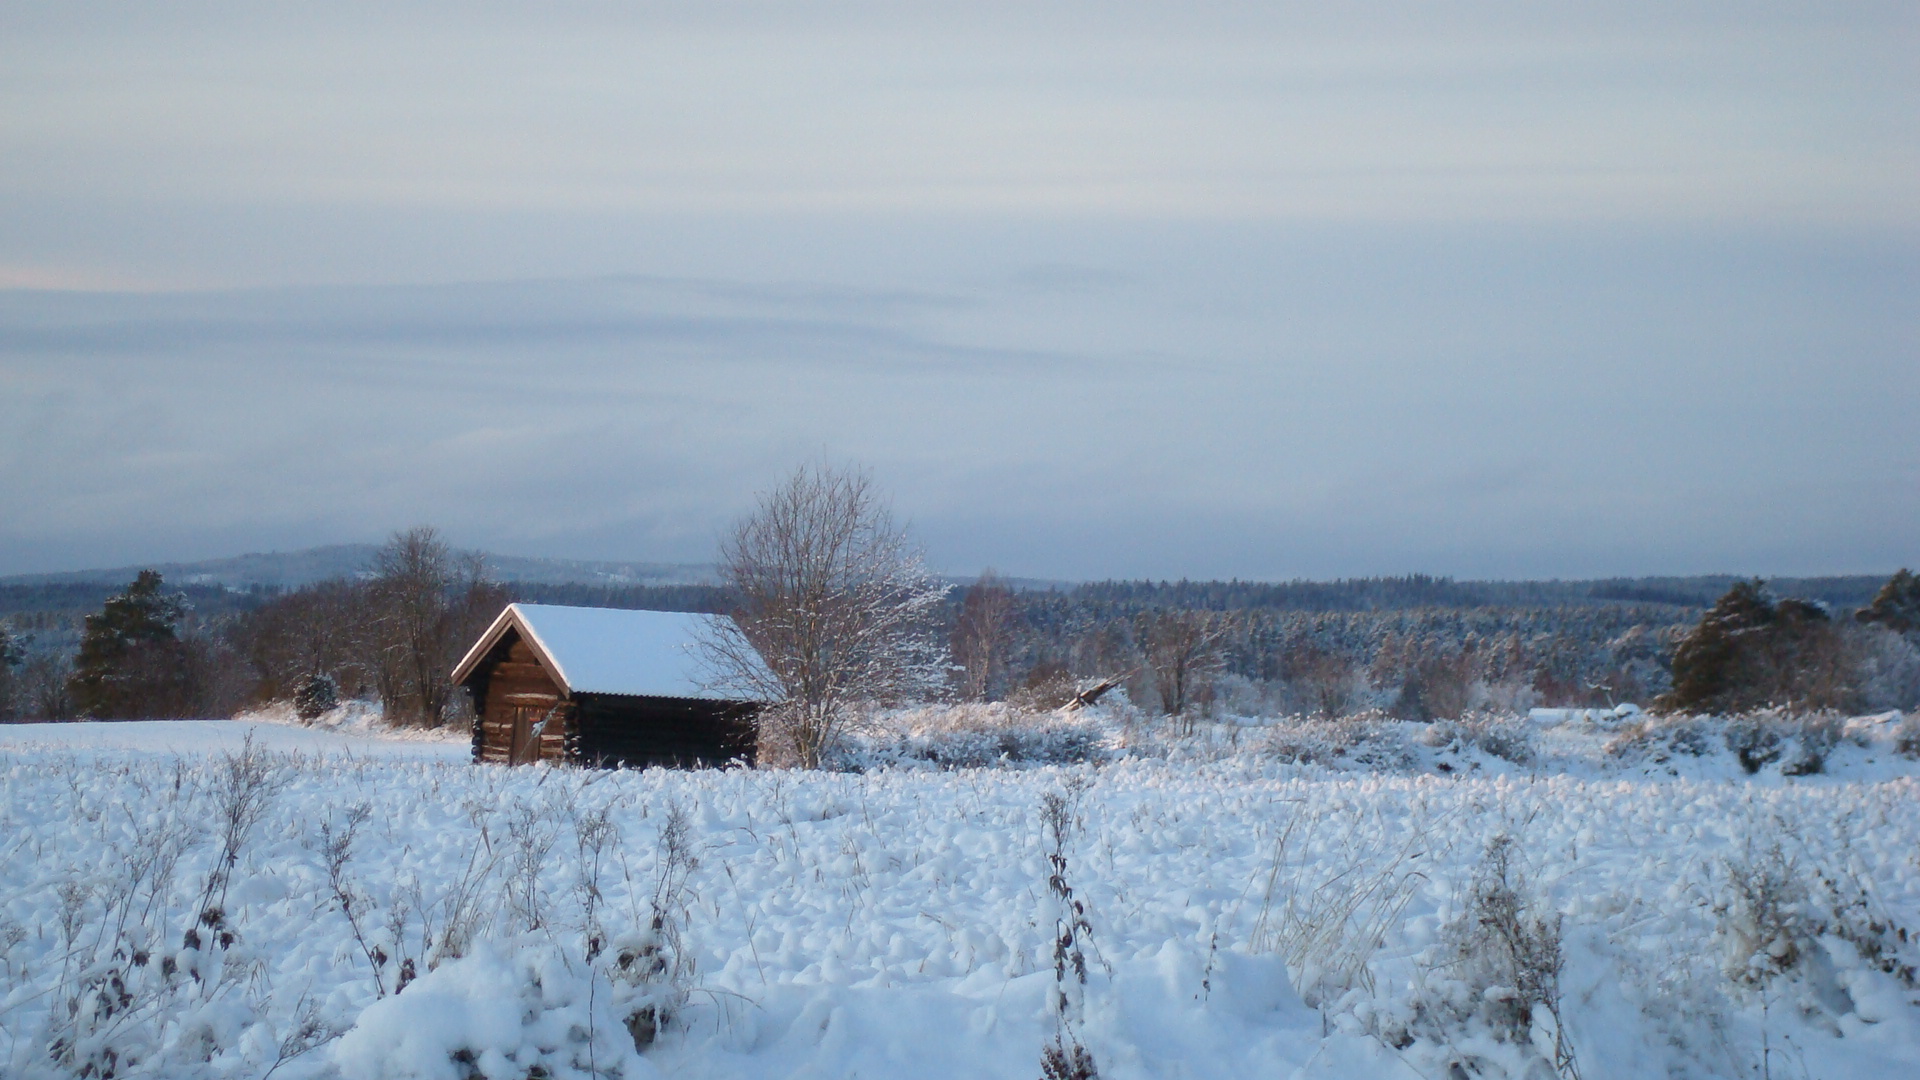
[509,705,543,764]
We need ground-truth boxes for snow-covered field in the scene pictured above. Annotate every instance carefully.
[2,712,1917,1079]
[0,710,468,761]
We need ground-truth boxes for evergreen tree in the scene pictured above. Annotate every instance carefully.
[67,570,199,718]
[1657,580,1853,713]
[1857,569,1920,638]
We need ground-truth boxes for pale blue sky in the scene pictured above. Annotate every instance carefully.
[1,3,1914,579]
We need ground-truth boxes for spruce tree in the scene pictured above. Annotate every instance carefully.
[67,570,198,718]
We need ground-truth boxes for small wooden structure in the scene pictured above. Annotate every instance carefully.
[451,604,763,768]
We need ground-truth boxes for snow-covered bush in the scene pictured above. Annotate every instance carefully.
[827,703,1106,771]
[1723,715,1784,774]
[1722,710,1844,776]
[1711,840,1919,1029]
[293,673,339,722]
[1395,835,1575,1079]
[1266,712,1415,770]
[1778,712,1842,776]
[1422,714,1536,766]
[330,938,650,1080]
[1605,713,1715,763]
[1894,713,1920,760]
[1714,845,1813,989]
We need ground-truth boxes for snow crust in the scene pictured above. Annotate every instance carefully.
[1,713,1917,1079]
[508,604,748,700]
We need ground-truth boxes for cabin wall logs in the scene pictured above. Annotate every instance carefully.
[474,638,571,764]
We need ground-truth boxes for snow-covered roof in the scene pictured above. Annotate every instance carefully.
[453,604,765,701]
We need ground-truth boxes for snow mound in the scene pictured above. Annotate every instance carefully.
[333,940,658,1080]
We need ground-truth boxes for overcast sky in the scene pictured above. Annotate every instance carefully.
[2,2,1914,580]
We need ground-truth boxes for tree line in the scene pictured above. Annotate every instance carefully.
[0,528,506,726]
[2,507,1914,730]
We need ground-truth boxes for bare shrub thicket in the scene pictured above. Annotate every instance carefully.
[224,528,505,727]
[1399,835,1578,1079]
[703,464,949,768]
[38,740,296,1078]
[1713,843,1917,997]
[231,579,375,706]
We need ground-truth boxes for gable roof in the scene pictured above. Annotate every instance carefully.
[452,603,766,701]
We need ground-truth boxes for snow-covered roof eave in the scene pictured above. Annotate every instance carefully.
[453,603,769,703]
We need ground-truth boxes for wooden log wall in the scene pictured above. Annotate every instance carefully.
[474,637,572,765]
[574,695,758,768]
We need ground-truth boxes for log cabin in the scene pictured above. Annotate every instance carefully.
[452,604,765,768]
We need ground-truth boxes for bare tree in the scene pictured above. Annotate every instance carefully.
[1139,610,1230,730]
[952,568,1016,701]
[0,623,21,721]
[230,579,375,704]
[702,464,949,767]
[369,528,507,727]
[1288,645,1360,719]
[19,653,75,720]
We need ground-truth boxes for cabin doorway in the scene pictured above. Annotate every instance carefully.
[508,704,546,764]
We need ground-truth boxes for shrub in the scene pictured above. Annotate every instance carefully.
[1713,843,1918,1000]
[293,672,340,721]
[1268,712,1414,771]
[1779,713,1841,776]
[829,703,1105,771]
[1894,714,1920,760]
[1392,835,1576,1078]
[1604,716,1713,763]
[1724,716,1783,774]
[1008,662,1081,712]
[1418,715,1536,767]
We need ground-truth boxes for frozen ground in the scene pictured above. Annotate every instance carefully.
[1,711,1917,1079]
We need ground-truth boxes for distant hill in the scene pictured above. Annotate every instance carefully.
[0,545,716,591]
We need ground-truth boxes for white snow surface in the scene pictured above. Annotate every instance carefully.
[503,604,751,700]
[0,709,468,760]
[2,710,1918,1079]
